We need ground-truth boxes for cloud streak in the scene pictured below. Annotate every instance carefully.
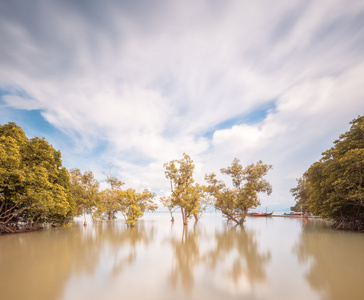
[1,0,364,206]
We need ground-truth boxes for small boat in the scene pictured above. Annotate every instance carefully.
[281,212,320,218]
[283,212,303,216]
[248,211,274,217]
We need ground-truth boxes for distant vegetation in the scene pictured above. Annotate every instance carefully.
[291,115,364,231]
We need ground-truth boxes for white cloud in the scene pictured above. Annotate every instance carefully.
[209,61,364,205]
[3,95,42,110]
[1,0,364,204]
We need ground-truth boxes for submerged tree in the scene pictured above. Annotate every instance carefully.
[291,115,364,231]
[0,122,75,234]
[160,195,178,222]
[93,174,124,221]
[69,168,99,225]
[119,188,157,227]
[164,153,208,225]
[185,183,210,223]
[206,159,272,225]
[93,168,157,226]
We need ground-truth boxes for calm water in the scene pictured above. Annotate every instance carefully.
[1,213,364,300]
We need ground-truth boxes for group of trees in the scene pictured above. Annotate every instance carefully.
[0,121,273,234]
[0,123,156,234]
[5,115,362,234]
[291,116,364,231]
[76,169,157,227]
[162,153,272,226]
[55,167,157,228]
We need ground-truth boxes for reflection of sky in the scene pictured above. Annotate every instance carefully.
[1,212,363,300]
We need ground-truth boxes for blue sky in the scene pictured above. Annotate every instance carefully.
[1,0,364,209]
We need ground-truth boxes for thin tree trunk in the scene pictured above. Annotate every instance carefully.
[193,214,199,223]
[181,207,188,225]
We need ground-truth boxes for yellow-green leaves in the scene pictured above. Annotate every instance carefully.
[292,115,364,231]
[206,159,272,225]
[69,168,99,223]
[164,153,208,225]
[120,188,157,227]
[93,174,156,227]
[1,122,74,233]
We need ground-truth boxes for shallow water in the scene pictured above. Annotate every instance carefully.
[1,213,364,300]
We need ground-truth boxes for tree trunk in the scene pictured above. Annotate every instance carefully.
[224,213,243,225]
[181,207,188,226]
[193,214,199,223]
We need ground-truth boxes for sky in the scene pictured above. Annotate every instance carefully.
[1,0,364,210]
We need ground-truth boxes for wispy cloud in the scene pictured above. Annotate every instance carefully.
[1,0,364,206]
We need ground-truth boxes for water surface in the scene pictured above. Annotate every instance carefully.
[1,213,363,300]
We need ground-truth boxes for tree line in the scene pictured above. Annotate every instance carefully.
[0,122,273,234]
[291,115,364,231]
[0,122,157,233]
[2,115,362,234]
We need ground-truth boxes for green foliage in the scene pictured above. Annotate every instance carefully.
[160,195,178,222]
[69,168,100,224]
[291,116,364,231]
[290,176,310,212]
[206,159,272,225]
[93,172,157,227]
[184,183,210,222]
[0,122,75,233]
[93,175,124,221]
[164,153,208,225]
[119,188,157,227]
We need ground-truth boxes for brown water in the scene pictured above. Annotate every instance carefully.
[1,213,364,300]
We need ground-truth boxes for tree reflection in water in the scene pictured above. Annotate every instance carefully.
[0,221,155,300]
[169,224,201,295]
[206,225,271,286]
[167,222,271,297]
[90,221,155,277]
[294,221,364,300]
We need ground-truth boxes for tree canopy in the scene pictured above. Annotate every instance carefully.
[164,153,209,225]
[0,122,75,233]
[93,174,125,221]
[69,168,100,225]
[206,159,272,225]
[93,172,157,227]
[119,188,157,227]
[291,115,364,231]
